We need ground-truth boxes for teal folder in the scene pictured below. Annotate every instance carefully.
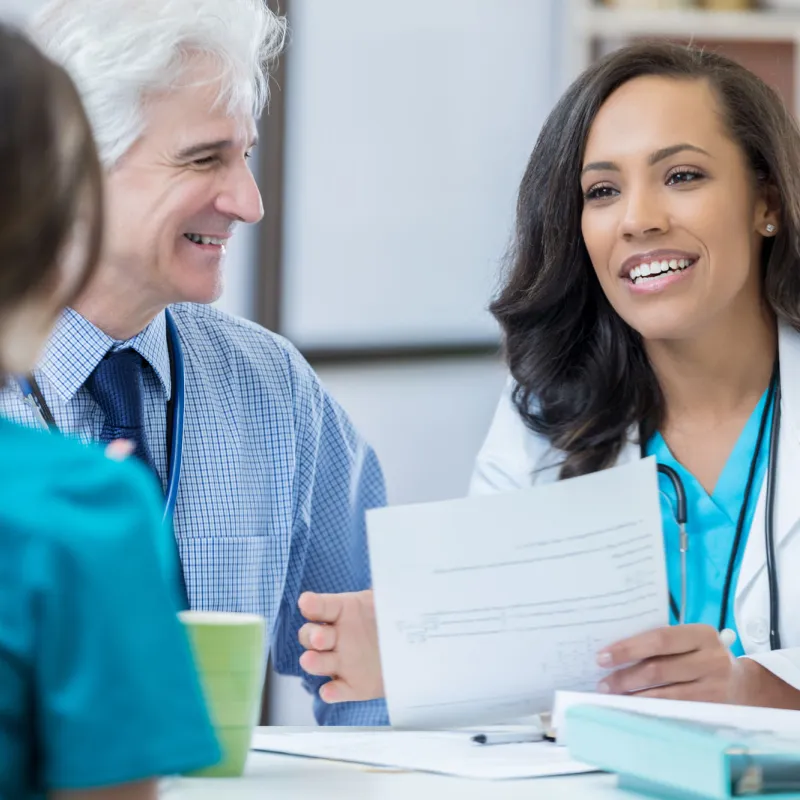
[565,704,800,799]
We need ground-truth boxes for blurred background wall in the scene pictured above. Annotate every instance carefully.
[260,0,561,724]
[4,0,799,724]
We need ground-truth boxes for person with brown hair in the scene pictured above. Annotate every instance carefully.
[298,41,800,714]
[0,25,220,799]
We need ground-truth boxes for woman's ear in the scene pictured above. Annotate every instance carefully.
[756,183,781,237]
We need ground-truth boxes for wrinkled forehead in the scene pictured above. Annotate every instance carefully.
[139,54,259,149]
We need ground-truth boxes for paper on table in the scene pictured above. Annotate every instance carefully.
[367,457,668,728]
[250,729,596,781]
[552,691,800,745]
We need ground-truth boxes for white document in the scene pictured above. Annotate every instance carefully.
[367,457,668,728]
[552,690,800,744]
[250,729,595,781]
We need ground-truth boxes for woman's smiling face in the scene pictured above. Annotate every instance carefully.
[580,75,779,343]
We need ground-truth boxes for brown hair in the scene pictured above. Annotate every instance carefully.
[0,24,103,328]
[491,42,800,480]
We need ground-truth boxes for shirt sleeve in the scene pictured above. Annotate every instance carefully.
[29,456,221,790]
[270,349,390,726]
[746,649,800,693]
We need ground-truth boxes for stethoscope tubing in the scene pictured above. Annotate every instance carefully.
[653,371,781,651]
[162,309,184,523]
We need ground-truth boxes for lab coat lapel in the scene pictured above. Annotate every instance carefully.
[737,322,800,596]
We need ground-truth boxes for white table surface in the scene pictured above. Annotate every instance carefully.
[171,747,631,800]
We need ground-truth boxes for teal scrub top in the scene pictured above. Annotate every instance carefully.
[0,418,220,798]
[645,388,773,658]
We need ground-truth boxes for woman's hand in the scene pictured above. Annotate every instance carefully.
[104,439,135,461]
[297,589,385,704]
[596,624,739,701]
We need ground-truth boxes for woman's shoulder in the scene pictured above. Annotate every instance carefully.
[0,422,220,786]
[0,419,162,547]
[469,377,562,494]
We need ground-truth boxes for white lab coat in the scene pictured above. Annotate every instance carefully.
[470,321,800,692]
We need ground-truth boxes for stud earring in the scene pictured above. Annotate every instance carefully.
[766,223,776,233]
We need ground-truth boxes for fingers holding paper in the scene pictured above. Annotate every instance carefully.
[298,589,385,704]
[596,624,740,702]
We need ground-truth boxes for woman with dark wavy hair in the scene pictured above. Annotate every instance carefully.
[297,41,800,713]
[470,41,800,708]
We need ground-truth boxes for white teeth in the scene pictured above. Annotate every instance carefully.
[629,257,695,284]
[185,233,226,246]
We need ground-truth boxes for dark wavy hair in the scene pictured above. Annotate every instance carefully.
[491,41,800,480]
[0,25,103,359]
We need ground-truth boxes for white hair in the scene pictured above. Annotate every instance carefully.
[30,0,287,166]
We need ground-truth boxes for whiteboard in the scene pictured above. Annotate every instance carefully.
[280,0,557,349]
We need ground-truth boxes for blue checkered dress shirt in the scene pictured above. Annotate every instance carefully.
[0,303,389,726]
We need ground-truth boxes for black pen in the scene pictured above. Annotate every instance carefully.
[471,731,544,746]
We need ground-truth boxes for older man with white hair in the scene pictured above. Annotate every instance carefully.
[0,0,389,726]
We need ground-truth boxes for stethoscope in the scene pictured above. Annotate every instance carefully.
[643,367,782,651]
[17,308,185,524]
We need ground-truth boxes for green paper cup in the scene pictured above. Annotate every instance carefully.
[179,610,266,778]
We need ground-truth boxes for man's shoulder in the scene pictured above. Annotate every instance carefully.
[169,303,322,403]
[170,303,298,361]
[170,303,306,367]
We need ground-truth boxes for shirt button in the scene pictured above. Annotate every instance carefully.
[746,618,769,644]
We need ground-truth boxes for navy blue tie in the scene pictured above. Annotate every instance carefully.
[86,348,158,476]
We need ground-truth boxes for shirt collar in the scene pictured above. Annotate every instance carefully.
[120,310,172,401]
[39,308,172,403]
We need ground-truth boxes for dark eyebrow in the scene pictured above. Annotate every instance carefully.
[175,136,259,160]
[581,143,711,176]
[649,143,710,164]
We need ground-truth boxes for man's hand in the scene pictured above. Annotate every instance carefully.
[597,624,739,702]
[297,589,385,704]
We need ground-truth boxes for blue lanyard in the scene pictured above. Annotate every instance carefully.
[17,308,185,524]
[162,309,184,523]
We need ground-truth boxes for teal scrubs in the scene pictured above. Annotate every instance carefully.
[0,418,220,798]
[645,388,773,658]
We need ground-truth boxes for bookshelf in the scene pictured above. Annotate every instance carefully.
[562,0,800,113]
